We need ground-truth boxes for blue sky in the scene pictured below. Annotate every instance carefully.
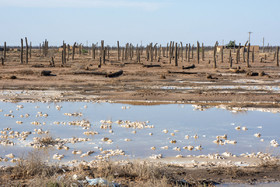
[1,0,279,46]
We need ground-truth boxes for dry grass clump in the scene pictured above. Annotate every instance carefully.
[82,161,191,187]
[8,151,57,179]
[38,135,58,147]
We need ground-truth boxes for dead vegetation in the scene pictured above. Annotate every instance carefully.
[1,154,279,186]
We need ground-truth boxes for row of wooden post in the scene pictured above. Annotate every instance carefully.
[1,40,280,68]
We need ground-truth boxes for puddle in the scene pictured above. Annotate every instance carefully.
[0,102,279,165]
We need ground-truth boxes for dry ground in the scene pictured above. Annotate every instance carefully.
[0,48,280,108]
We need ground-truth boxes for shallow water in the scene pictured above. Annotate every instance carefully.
[0,101,279,164]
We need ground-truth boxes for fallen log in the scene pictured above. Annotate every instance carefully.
[168,71,197,75]
[143,64,161,68]
[182,64,195,69]
[106,70,123,78]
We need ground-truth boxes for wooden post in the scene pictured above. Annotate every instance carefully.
[125,43,128,60]
[44,39,48,57]
[122,48,124,62]
[98,57,102,68]
[117,41,120,61]
[202,43,204,61]
[39,43,41,56]
[25,37,28,64]
[67,44,70,61]
[4,42,6,61]
[243,41,248,63]
[213,42,218,69]
[63,43,67,64]
[236,43,241,64]
[1,57,4,65]
[169,41,172,64]
[252,47,254,63]
[20,39,23,64]
[247,43,250,68]
[197,41,200,64]
[191,44,194,59]
[101,40,105,64]
[150,43,154,62]
[72,42,76,60]
[276,46,279,67]
[166,43,169,58]
[29,42,32,59]
[229,50,232,68]
[61,48,64,65]
[185,44,188,62]
[188,43,190,62]
[221,46,224,63]
[79,44,81,55]
[92,44,95,60]
[175,43,178,66]
[180,42,183,63]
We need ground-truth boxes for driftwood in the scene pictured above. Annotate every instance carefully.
[106,70,123,78]
[182,64,195,69]
[143,64,161,68]
[168,71,197,75]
